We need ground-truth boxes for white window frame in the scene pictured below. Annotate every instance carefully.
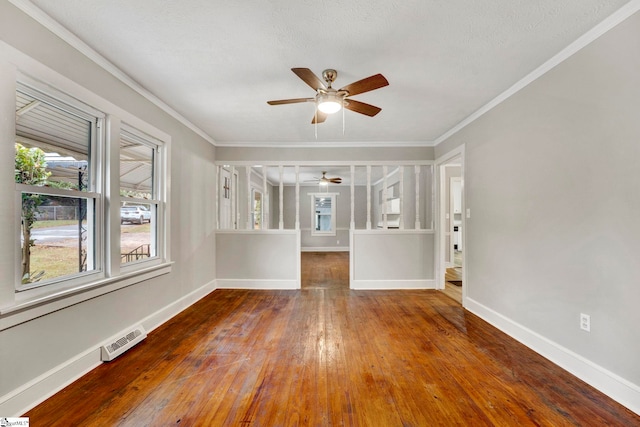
[14,83,105,292]
[119,124,163,270]
[0,59,171,325]
[310,192,338,237]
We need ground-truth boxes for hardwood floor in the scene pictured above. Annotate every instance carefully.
[443,267,463,304]
[301,251,349,290]
[25,256,639,425]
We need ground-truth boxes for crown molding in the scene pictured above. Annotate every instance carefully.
[8,0,216,146]
[433,0,640,146]
[213,139,435,148]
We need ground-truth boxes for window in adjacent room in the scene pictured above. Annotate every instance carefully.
[311,193,337,236]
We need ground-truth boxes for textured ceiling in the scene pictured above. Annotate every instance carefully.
[26,0,631,147]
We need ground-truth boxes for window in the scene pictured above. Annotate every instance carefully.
[119,127,160,265]
[15,84,102,289]
[311,193,337,236]
[12,81,168,294]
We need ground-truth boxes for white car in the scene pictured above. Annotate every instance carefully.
[120,206,151,224]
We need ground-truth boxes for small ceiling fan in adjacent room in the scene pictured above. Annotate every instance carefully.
[267,68,389,124]
[306,171,342,185]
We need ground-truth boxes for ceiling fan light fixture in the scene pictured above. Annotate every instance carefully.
[317,93,343,114]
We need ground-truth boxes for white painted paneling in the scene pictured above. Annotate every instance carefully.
[351,231,435,288]
[216,231,299,285]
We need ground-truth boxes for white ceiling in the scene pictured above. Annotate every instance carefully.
[25,0,631,147]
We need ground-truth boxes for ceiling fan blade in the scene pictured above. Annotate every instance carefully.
[292,68,326,91]
[267,97,313,105]
[311,110,328,124]
[339,74,389,96]
[344,99,382,117]
[328,178,342,183]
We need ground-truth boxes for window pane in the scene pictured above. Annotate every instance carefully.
[120,204,155,264]
[15,90,91,191]
[120,128,157,265]
[21,193,94,284]
[315,196,332,232]
[120,132,154,197]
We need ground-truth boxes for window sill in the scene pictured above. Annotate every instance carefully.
[0,262,173,331]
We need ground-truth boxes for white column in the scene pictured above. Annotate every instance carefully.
[382,165,388,229]
[230,166,236,229]
[246,167,252,229]
[295,165,300,230]
[366,165,372,230]
[215,165,220,230]
[262,165,268,229]
[399,165,405,230]
[350,165,355,230]
[279,165,284,230]
[415,165,421,230]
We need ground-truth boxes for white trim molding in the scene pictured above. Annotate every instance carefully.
[215,279,299,290]
[351,279,436,290]
[433,0,640,146]
[466,298,640,415]
[301,246,350,252]
[0,279,217,417]
[7,0,216,146]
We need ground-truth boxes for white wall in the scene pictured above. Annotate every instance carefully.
[216,231,299,288]
[0,2,216,415]
[351,231,435,289]
[436,10,640,412]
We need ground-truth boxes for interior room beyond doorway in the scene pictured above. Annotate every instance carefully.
[301,252,349,290]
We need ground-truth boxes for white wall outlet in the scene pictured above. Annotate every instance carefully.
[580,313,591,332]
[466,208,471,218]
[337,240,339,245]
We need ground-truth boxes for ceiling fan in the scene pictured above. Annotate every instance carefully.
[306,171,342,185]
[267,68,389,124]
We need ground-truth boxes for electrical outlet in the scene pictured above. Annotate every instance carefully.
[337,240,340,245]
[580,313,591,332]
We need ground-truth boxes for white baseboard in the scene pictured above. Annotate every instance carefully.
[301,246,350,252]
[0,279,217,417]
[141,279,216,333]
[350,279,436,290]
[465,297,640,416]
[216,279,299,289]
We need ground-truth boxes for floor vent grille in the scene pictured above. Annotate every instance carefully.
[101,325,147,361]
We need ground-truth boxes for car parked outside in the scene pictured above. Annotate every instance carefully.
[121,206,151,224]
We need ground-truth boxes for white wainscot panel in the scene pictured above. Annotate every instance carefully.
[351,230,435,289]
[216,230,300,289]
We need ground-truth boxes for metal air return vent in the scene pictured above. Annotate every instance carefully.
[100,325,147,361]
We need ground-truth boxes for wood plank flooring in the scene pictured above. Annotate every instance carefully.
[443,267,463,304]
[302,251,349,290]
[25,255,639,425]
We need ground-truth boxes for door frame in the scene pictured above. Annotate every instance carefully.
[435,145,466,305]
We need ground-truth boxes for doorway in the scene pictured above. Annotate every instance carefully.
[219,167,238,229]
[301,252,349,290]
[437,148,465,305]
